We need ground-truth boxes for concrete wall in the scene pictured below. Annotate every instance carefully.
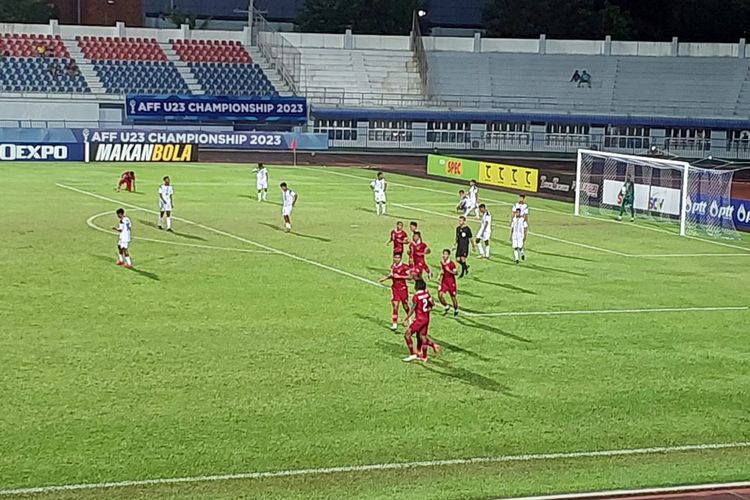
[0,97,99,124]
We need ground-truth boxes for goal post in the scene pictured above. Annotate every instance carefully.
[575,149,738,239]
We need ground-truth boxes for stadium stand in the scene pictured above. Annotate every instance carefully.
[0,34,89,93]
[76,36,189,95]
[297,48,423,105]
[171,39,277,96]
[426,52,750,117]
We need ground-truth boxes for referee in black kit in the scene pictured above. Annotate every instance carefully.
[454,216,475,277]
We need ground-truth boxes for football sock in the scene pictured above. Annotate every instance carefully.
[375,204,380,215]
[166,217,172,230]
[485,245,491,258]
[157,216,162,227]
[125,256,132,266]
[405,335,415,355]
[257,192,262,202]
[117,253,123,262]
[420,339,429,359]
[263,191,267,201]
[520,248,526,258]
[392,307,399,325]
[514,249,519,261]
[477,242,485,257]
[382,203,386,214]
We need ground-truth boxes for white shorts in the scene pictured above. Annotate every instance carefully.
[374,191,386,203]
[257,182,268,190]
[282,206,293,217]
[464,202,477,215]
[477,230,491,242]
[160,202,172,212]
[512,236,524,248]
[119,239,130,249]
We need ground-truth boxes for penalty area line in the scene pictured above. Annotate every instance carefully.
[461,305,748,318]
[393,203,630,257]
[58,184,385,290]
[1,441,749,497]
[85,211,276,255]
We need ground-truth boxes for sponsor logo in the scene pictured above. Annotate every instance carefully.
[446,159,463,176]
[93,143,196,162]
[479,161,538,193]
[685,196,736,220]
[539,175,572,193]
[0,144,69,161]
[581,182,599,198]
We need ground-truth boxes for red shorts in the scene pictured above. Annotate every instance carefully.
[408,318,430,336]
[411,262,430,278]
[439,281,457,297]
[391,286,408,305]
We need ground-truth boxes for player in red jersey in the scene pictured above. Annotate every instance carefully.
[408,231,432,280]
[116,170,136,192]
[387,221,409,257]
[402,279,440,362]
[379,252,412,330]
[407,221,419,265]
[438,249,459,317]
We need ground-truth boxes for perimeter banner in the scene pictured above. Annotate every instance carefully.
[75,129,329,150]
[479,161,538,193]
[426,154,479,180]
[125,95,308,123]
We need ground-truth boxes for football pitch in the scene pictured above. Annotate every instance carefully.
[1,161,749,500]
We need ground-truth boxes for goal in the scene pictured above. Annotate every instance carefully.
[575,149,738,239]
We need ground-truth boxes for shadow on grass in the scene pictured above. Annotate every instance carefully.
[431,336,493,362]
[91,254,159,281]
[355,207,408,220]
[493,258,587,277]
[421,359,515,395]
[531,249,594,262]
[258,222,331,242]
[456,317,531,344]
[472,277,536,295]
[137,219,207,241]
[238,194,282,206]
[354,313,396,333]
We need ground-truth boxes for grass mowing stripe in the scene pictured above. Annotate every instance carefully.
[86,211,276,255]
[58,183,386,289]
[393,203,630,257]
[2,442,749,497]
[463,306,748,318]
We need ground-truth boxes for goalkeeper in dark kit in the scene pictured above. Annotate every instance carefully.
[617,176,635,222]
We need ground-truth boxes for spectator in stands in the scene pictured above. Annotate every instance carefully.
[578,69,592,88]
[570,69,581,83]
[47,61,62,78]
[66,60,80,77]
[36,43,47,57]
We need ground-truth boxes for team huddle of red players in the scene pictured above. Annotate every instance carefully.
[380,221,459,363]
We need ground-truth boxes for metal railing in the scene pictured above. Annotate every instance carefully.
[410,11,429,97]
[253,9,301,94]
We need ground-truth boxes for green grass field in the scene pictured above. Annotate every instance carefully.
[1,161,749,500]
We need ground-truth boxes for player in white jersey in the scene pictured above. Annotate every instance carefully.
[511,194,529,260]
[464,180,480,218]
[510,208,527,264]
[254,163,269,202]
[370,171,387,215]
[476,204,492,259]
[158,176,174,232]
[280,182,298,232]
[112,208,133,269]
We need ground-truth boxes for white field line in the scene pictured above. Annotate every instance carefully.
[58,184,386,289]
[493,481,750,500]
[1,441,749,497]
[393,203,630,257]
[315,167,750,254]
[85,211,275,255]
[462,306,748,318]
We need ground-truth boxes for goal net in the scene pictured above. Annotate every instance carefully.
[575,149,738,239]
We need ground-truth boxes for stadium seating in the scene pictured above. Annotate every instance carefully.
[172,39,277,96]
[426,52,749,117]
[298,48,423,104]
[77,36,188,95]
[0,34,88,93]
